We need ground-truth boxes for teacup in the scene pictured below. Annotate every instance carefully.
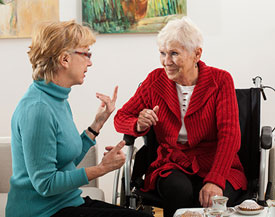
[204,208,223,217]
[211,195,228,211]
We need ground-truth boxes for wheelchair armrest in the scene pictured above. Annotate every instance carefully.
[123,134,137,146]
[261,126,273,149]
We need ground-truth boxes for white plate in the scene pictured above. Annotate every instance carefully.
[234,206,264,215]
[204,207,235,216]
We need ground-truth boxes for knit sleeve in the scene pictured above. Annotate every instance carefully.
[114,71,154,137]
[203,72,241,189]
[20,102,89,197]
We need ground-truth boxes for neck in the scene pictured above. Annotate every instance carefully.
[177,66,199,86]
[52,72,71,88]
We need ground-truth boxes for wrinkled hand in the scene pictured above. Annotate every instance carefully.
[92,86,118,132]
[99,140,126,173]
[199,183,223,207]
[136,105,159,132]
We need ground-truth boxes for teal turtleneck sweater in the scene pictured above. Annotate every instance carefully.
[6,80,96,217]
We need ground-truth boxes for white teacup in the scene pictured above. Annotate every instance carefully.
[211,195,228,211]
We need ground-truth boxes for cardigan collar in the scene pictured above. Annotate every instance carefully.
[186,61,218,117]
[151,60,218,119]
[34,80,71,100]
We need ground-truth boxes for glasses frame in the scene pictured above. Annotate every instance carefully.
[71,51,92,59]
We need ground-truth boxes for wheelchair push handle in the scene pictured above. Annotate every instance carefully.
[123,134,137,146]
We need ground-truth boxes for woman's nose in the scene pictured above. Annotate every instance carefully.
[87,59,92,67]
[164,55,173,65]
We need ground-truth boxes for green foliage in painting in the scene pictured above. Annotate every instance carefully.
[82,0,187,34]
[146,0,186,17]
[83,0,131,33]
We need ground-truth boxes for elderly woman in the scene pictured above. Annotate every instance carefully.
[114,17,247,217]
[5,20,152,217]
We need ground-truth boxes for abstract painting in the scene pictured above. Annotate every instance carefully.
[0,0,59,38]
[82,0,187,34]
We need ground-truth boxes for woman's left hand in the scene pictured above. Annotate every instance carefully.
[90,86,118,132]
[199,182,223,208]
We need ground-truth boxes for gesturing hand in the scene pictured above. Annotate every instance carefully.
[99,140,126,173]
[199,183,223,207]
[92,86,118,132]
[136,105,159,132]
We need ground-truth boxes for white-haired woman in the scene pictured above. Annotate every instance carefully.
[114,17,246,217]
[6,20,152,217]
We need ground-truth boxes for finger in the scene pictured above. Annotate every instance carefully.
[110,140,125,153]
[145,109,158,123]
[96,93,110,104]
[153,105,159,114]
[204,193,210,208]
[105,146,114,151]
[200,189,207,207]
[199,190,203,206]
[112,86,118,103]
[143,112,158,125]
[138,118,153,129]
[100,101,105,108]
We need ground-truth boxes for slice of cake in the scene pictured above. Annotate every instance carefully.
[181,210,203,217]
[238,199,263,211]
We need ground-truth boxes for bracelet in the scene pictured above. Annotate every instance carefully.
[88,127,99,136]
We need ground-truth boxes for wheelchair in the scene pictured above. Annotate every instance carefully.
[112,77,274,215]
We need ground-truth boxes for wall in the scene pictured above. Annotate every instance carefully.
[0,0,274,203]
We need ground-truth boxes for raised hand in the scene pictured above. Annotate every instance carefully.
[136,105,159,132]
[91,86,118,132]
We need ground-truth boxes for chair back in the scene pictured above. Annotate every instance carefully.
[0,142,12,193]
[236,88,261,196]
[0,140,98,192]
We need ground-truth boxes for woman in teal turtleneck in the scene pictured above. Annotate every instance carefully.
[5,20,152,217]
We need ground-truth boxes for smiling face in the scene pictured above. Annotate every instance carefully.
[159,40,201,86]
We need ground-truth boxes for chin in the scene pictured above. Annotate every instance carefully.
[166,72,177,81]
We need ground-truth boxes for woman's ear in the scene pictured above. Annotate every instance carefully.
[59,52,70,68]
[195,47,202,62]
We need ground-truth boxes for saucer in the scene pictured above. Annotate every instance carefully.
[234,205,264,215]
[204,207,235,216]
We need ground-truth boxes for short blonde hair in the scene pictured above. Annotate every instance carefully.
[28,20,96,83]
[157,16,203,53]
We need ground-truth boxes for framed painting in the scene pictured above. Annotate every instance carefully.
[0,0,59,38]
[82,0,187,34]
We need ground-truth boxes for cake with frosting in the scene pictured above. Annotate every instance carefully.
[238,200,263,211]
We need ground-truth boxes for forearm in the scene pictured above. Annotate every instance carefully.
[85,165,108,181]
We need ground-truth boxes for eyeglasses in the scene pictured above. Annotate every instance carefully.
[72,51,92,59]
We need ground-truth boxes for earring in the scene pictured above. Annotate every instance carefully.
[195,63,198,68]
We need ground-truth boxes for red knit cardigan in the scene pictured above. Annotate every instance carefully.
[114,61,247,192]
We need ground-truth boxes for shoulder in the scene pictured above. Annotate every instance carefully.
[146,68,166,81]
[15,87,55,123]
[142,68,168,86]
[201,62,234,86]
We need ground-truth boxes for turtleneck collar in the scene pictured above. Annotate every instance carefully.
[34,80,71,100]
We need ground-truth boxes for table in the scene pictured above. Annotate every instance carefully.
[173,207,273,217]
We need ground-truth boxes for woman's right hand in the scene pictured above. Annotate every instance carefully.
[98,140,126,173]
[85,141,126,181]
[136,105,159,132]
